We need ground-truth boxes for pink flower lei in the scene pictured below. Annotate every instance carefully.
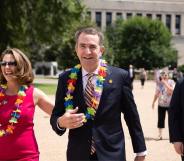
[0,84,28,137]
[64,59,107,122]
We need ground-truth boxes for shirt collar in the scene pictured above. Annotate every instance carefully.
[82,61,101,77]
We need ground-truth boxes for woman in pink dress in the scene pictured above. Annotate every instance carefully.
[0,48,54,161]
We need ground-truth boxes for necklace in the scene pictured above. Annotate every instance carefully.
[64,59,107,122]
[0,84,28,137]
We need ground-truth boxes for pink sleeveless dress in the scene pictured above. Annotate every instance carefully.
[0,86,39,161]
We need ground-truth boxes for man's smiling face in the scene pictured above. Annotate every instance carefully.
[75,32,104,73]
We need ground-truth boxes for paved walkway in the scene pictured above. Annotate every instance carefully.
[34,80,180,161]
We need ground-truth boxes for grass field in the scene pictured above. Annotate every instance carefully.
[34,83,57,95]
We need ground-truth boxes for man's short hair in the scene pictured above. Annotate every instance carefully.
[75,27,104,46]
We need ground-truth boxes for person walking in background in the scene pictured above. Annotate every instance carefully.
[152,70,175,140]
[172,68,178,83]
[0,48,54,160]
[50,27,146,161]
[172,67,183,83]
[169,77,184,161]
[128,64,135,90]
[139,68,147,89]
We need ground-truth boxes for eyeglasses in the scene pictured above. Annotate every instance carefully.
[0,61,17,66]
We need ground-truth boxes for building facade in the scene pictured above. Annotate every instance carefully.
[83,0,184,65]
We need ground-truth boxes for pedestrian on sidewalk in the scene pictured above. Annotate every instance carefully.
[152,70,175,140]
[128,64,135,90]
[0,48,54,160]
[50,26,147,161]
[169,77,184,161]
[139,68,147,89]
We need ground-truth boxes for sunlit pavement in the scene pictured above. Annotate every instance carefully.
[34,80,180,161]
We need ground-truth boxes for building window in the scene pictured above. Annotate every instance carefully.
[106,12,112,26]
[175,15,181,35]
[116,12,122,19]
[146,14,152,19]
[95,12,102,28]
[136,13,142,17]
[166,14,171,31]
[126,13,132,19]
[156,14,162,21]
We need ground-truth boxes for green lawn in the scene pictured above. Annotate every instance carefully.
[34,83,57,95]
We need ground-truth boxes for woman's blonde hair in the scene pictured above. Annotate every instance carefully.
[0,48,34,85]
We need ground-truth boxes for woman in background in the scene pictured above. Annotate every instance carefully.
[152,70,175,140]
[139,68,147,88]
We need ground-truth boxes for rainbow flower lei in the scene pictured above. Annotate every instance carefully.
[64,59,107,122]
[0,84,28,137]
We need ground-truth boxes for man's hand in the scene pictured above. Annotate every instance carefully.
[134,156,146,161]
[57,107,85,129]
[173,142,184,155]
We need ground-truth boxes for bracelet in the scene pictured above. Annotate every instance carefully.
[56,118,66,131]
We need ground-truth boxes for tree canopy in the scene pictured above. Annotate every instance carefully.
[0,0,92,68]
[105,17,177,70]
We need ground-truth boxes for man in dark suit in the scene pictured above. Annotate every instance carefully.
[169,77,184,161]
[50,27,147,161]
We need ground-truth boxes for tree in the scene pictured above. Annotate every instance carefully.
[0,0,92,69]
[22,0,90,67]
[0,0,26,53]
[105,17,177,69]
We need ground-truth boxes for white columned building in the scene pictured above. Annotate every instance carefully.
[83,0,184,65]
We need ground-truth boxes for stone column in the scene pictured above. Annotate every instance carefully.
[50,64,54,76]
[181,14,184,36]
[91,10,95,22]
[122,12,126,20]
[112,11,116,23]
[162,14,166,26]
[132,12,136,17]
[152,13,156,20]
[101,11,106,30]
[142,12,146,17]
[171,14,176,36]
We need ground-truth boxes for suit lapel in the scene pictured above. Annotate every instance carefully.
[74,69,86,112]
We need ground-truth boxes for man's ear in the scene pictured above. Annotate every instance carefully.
[100,46,105,55]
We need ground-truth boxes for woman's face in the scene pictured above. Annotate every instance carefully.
[161,73,168,80]
[0,54,17,82]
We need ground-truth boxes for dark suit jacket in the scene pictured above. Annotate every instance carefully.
[169,77,184,143]
[50,65,146,161]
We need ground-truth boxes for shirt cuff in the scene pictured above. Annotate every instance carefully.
[56,118,66,131]
[136,150,147,156]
